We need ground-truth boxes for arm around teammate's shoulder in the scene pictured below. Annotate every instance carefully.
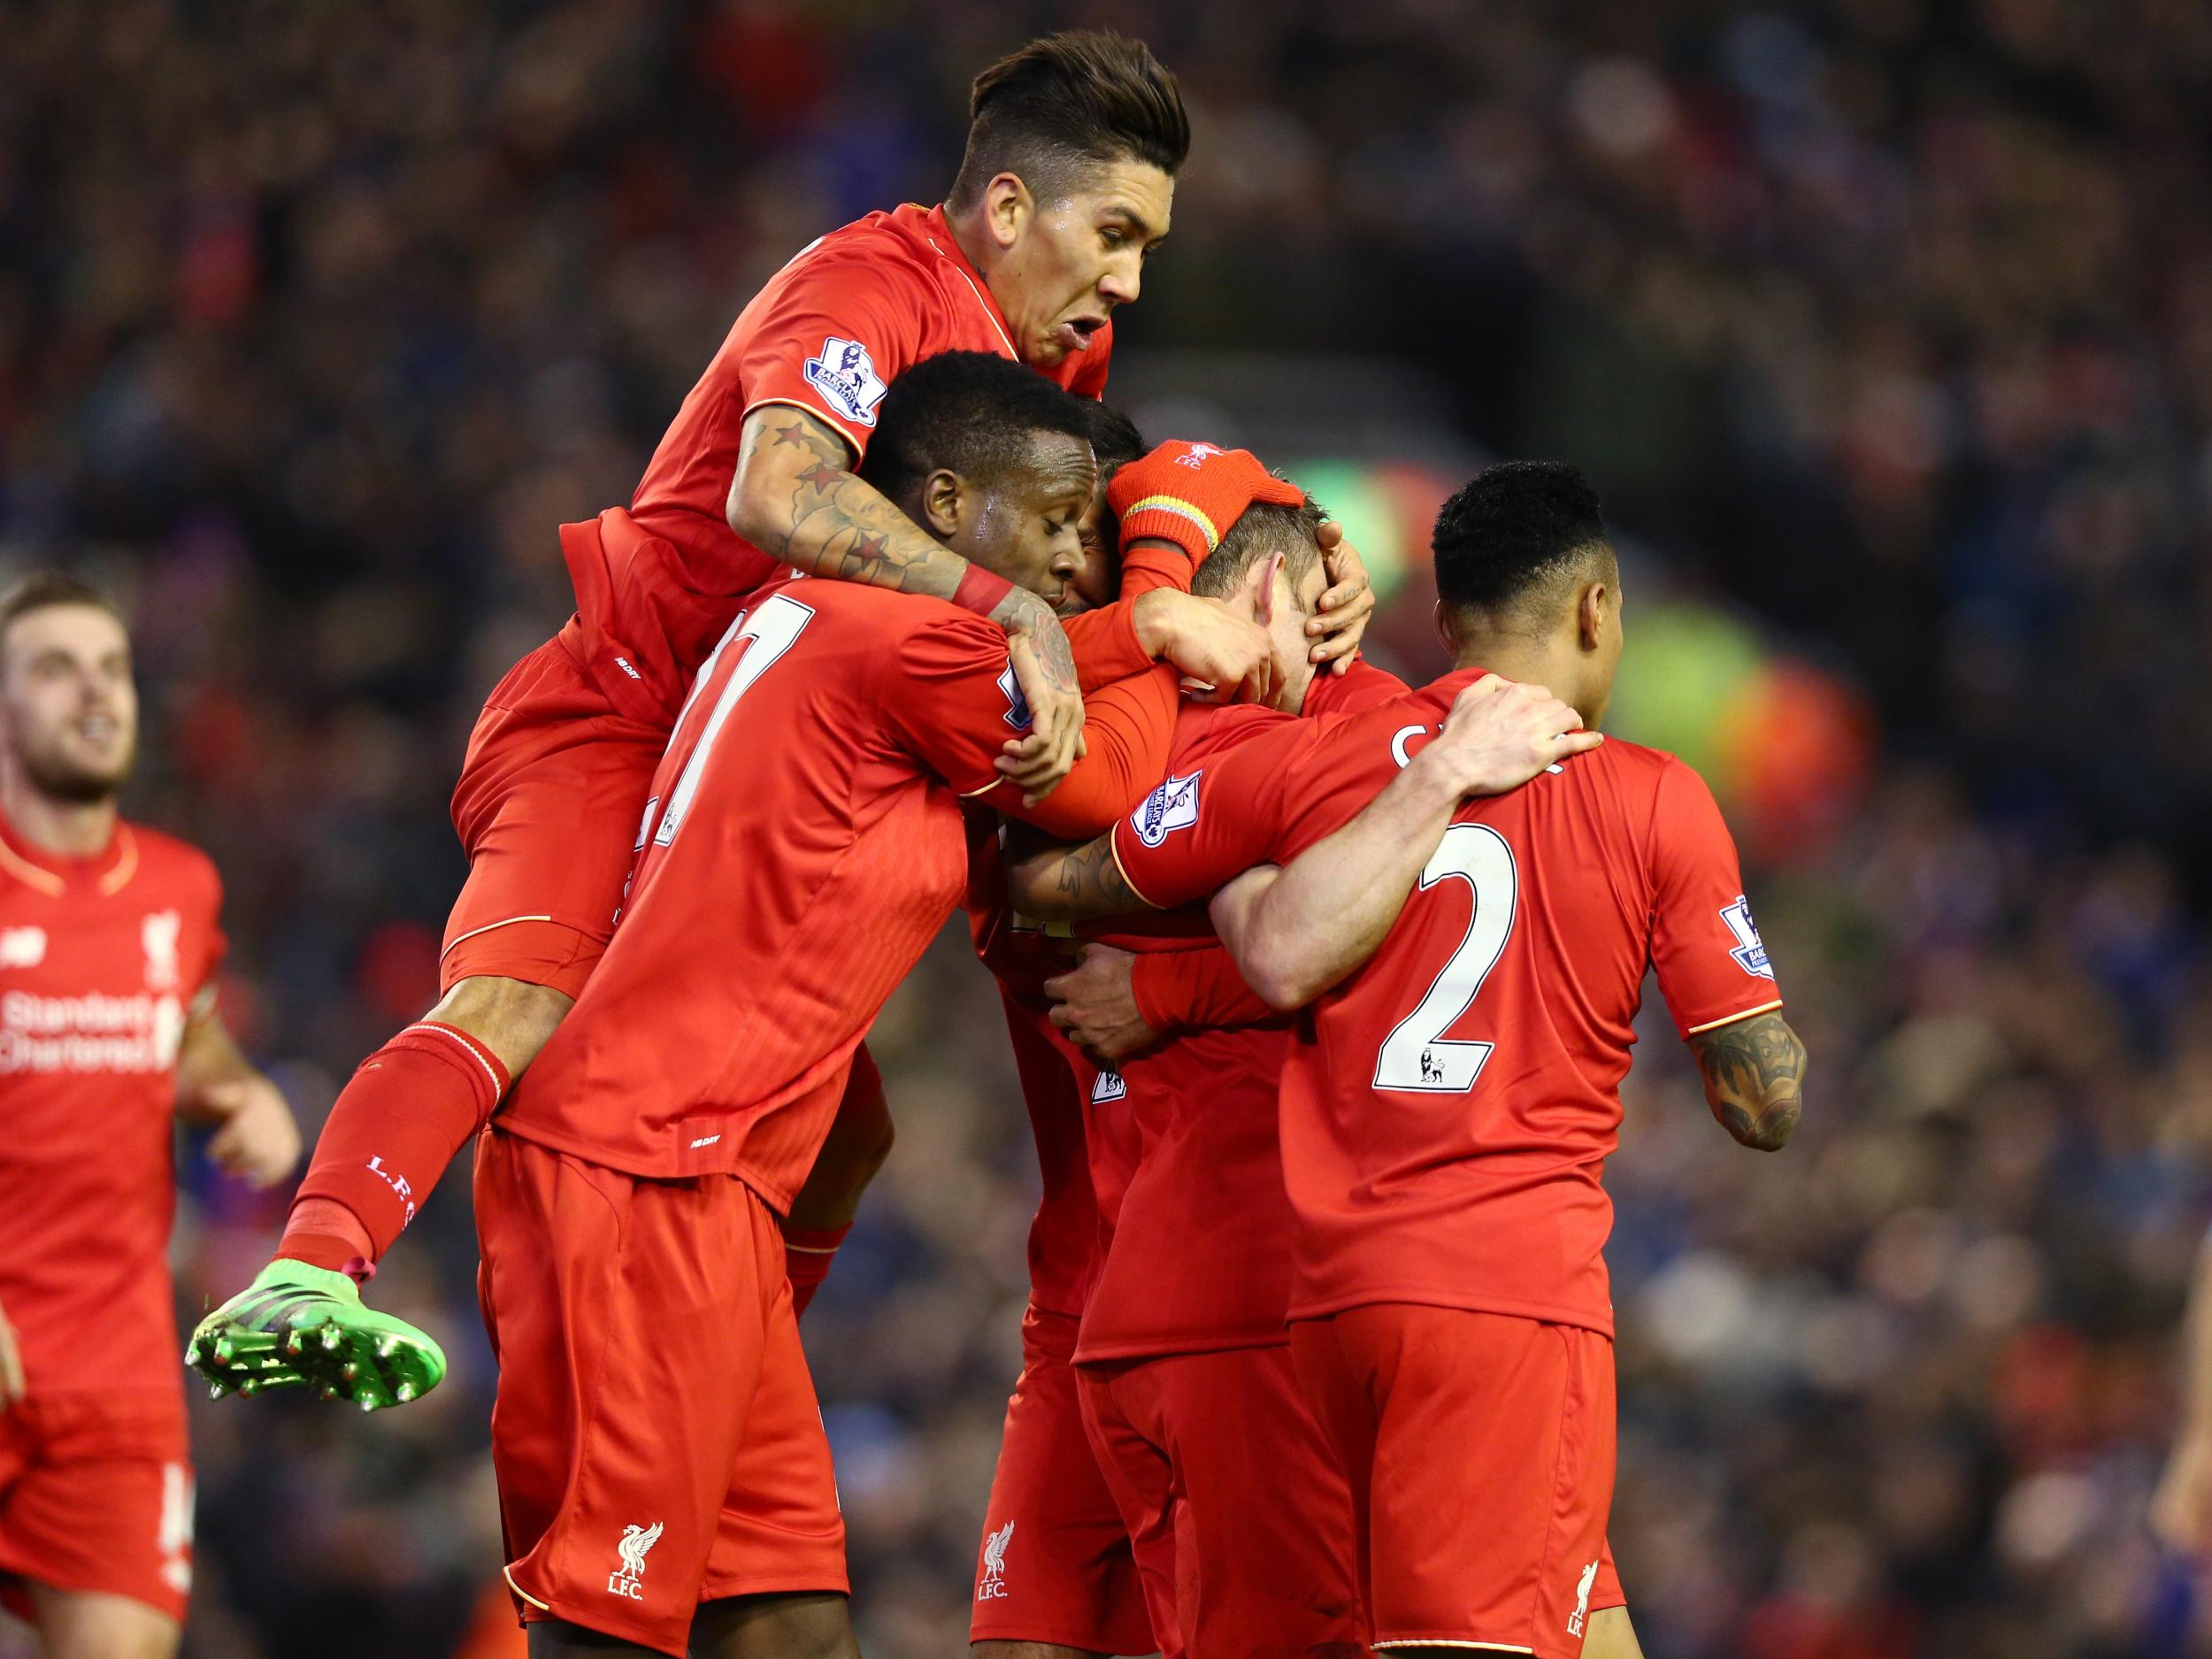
[726,403,1083,784]
[1686,1010,1805,1151]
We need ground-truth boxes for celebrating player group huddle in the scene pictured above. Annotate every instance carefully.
[0,28,1809,1659]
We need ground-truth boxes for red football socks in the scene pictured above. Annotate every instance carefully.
[279,1021,511,1277]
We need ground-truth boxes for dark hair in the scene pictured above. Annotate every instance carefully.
[1432,462,1611,616]
[1193,495,1329,603]
[949,32,1189,210]
[1084,401,1147,471]
[0,570,122,638]
[858,351,1096,506]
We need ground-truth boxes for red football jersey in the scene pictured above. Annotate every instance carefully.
[500,575,1167,1205]
[1112,666,1784,1336]
[1077,664,1409,1363]
[0,816,225,1396]
[558,203,1113,721]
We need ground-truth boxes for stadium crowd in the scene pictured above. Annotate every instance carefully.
[3,2,2208,1655]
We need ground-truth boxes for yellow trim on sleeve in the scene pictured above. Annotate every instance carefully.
[1108,827,1167,910]
[1685,997,1784,1036]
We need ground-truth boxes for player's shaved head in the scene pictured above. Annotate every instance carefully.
[1432,462,1616,632]
[1193,495,1329,603]
[949,33,1189,212]
[0,569,137,803]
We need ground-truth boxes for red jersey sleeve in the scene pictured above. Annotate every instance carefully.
[1130,943,1273,1034]
[995,666,1181,840]
[738,256,926,459]
[1109,714,1310,909]
[881,623,1180,840]
[1064,604,1154,692]
[1647,757,1785,1038]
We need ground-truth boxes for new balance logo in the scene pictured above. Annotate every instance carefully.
[608,1521,662,1600]
[977,1519,1014,1601]
[1567,1559,1599,1637]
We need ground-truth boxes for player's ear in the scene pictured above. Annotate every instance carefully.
[1253,550,1287,626]
[1432,599,1456,657]
[919,468,966,540]
[1578,580,1609,652]
[981,173,1032,252]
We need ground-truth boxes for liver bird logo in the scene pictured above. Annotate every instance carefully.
[617,1521,663,1583]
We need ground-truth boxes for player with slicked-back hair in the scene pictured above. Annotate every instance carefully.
[951,32,1191,213]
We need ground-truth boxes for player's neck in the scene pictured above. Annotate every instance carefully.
[942,203,1004,292]
[1450,635,1593,723]
[0,771,117,859]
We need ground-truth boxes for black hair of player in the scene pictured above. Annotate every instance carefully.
[1084,402,1147,472]
[949,32,1189,210]
[858,351,1097,508]
[1432,461,1611,617]
[1193,494,1329,603]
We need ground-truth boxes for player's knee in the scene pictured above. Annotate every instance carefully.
[428,974,575,1079]
[690,1590,857,1659]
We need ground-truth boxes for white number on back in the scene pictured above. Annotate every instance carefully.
[648,593,815,849]
[1372,823,1518,1094]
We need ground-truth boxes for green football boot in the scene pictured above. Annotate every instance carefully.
[185,1261,446,1411]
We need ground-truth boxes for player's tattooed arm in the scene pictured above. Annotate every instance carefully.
[729,403,1082,784]
[1686,1011,1806,1152]
[1005,830,1150,923]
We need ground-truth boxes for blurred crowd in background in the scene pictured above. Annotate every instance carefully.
[4,1,2211,1655]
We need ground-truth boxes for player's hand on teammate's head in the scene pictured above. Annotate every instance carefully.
[202,1076,303,1189]
[1309,522,1376,674]
[0,1299,22,1409]
[1108,441,1307,570]
[1044,945,1156,1063]
[1133,591,1280,706]
[1424,675,1602,799]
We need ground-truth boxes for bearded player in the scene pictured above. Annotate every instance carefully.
[0,574,299,1659]
[1017,463,1804,1657]
[192,31,1376,1400]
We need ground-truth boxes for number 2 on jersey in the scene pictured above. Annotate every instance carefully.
[647,593,815,849]
[1372,823,1518,1093]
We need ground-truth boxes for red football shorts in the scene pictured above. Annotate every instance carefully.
[0,1392,193,1624]
[1079,1345,1366,1659]
[442,638,668,998]
[971,1305,1154,1654]
[1292,1304,1620,1656]
[474,1128,846,1657]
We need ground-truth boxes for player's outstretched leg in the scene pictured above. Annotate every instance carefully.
[184,1260,445,1410]
[689,1591,861,1659]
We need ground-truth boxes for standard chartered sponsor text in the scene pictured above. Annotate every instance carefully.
[0,990,183,1072]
